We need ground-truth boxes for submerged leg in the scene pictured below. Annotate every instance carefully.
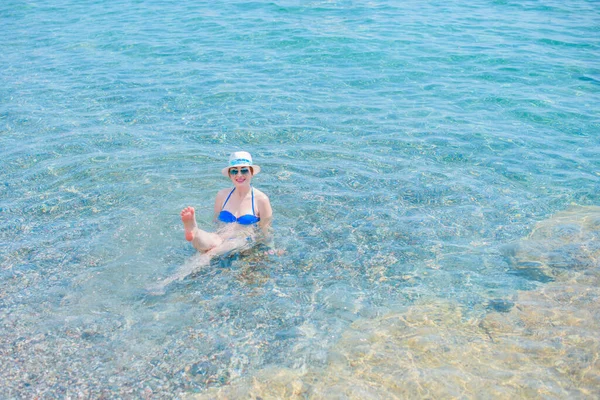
[181,206,223,251]
[147,235,254,295]
[146,252,212,295]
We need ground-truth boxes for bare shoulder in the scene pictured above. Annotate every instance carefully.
[214,187,233,204]
[253,188,271,203]
[253,187,272,219]
[216,187,232,197]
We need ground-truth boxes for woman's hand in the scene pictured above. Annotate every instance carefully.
[265,248,285,256]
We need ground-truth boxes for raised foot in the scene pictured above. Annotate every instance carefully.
[181,206,197,242]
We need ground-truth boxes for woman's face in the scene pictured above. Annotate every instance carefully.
[228,167,253,186]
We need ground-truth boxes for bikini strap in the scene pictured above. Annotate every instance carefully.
[251,187,256,216]
[222,188,236,209]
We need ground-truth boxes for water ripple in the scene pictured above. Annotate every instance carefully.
[1,0,599,397]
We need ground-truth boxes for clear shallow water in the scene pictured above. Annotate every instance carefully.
[1,0,599,397]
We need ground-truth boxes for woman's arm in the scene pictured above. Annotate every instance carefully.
[213,189,227,221]
[258,194,273,233]
[256,191,284,255]
[257,191,274,245]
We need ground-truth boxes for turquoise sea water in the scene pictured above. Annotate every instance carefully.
[1,0,599,397]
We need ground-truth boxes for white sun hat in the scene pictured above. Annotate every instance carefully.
[221,151,261,177]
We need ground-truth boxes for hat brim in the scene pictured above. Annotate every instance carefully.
[221,165,261,177]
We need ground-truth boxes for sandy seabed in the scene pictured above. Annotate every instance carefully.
[194,206,600,399]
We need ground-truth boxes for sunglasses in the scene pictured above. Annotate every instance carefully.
[229,167,250,176]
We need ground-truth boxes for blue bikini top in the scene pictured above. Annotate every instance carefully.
[218,187,260,225]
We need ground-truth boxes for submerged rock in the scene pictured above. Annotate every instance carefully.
[486,298,514,313]
[503,206,600,281]
[192,207,600,399]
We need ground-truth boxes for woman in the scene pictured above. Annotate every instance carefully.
[181,151,272,254]
[150,151,273,293]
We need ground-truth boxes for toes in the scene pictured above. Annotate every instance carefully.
[181,207,195,220]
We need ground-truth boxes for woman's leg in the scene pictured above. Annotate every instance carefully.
[147,252,212,294]
[149,233,251,294]
[147,216,257,295]
[164,236,251,285]
[181,206,223,251]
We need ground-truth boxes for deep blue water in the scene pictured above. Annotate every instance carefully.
[1,0,599,397]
